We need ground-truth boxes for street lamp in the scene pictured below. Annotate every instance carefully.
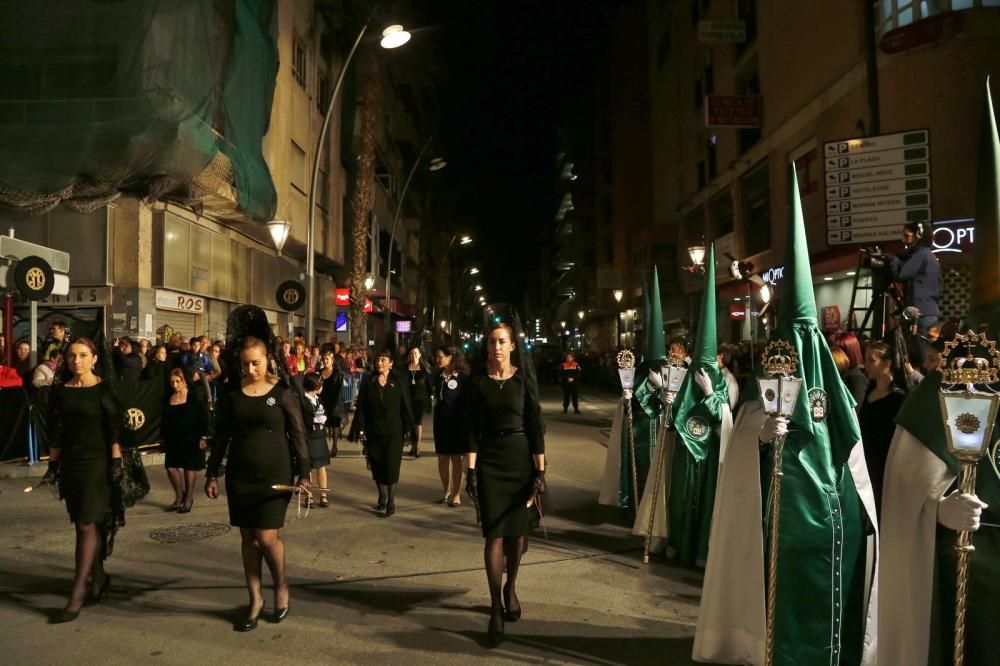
[364,274,376,291]
[266,219,292,256]
[305,9,412,343]
[469,266,480,275]
[384,136,446,336]
[613,289,623,303]
[430,232,473,338]
[578,310,585,320]
[685,243,707,274]
[379,24,411,48]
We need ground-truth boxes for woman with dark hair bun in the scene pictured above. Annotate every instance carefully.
[44,337,124,623]
[205,335,311,631]
[465,322,546,646]
[433,343,470,506]
[348,349,416,516]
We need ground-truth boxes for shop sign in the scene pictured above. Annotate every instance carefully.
[932,218,975,254]
[698,20,746,43]
[395,320,412,333]
[155,289,204,314]
[335,287,350,306]
[729,303,746,320]
[706,95,760,128]
[363,298,373,314]
[822,305,841,333]
[335,312,348,332]
[761,265,784,284]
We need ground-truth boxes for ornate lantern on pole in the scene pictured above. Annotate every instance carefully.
[937,330,1000,666]
[616,349,639,512]
[757,339,803,666]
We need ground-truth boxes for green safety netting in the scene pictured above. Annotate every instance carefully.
[0,0,278,222]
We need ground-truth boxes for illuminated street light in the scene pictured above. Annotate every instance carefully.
[474,285,483,292]
[459,235,473,245]
[364,274,375,291]
[469,267,480,275]
[380,24,411,49]
[266,219,292,256]
[613,289,623,303]
[578,310,585,320]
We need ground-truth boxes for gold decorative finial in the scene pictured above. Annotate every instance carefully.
[761,340,799,377]
[617,349,636,369]
[940,330,1000,386]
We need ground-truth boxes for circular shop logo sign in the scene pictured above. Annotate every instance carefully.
[685,416,711,442]
[13,255,55,301]
[125,408,146,431]
[276,280,306,311]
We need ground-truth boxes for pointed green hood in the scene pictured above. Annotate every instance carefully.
[691,246,718,368]
[641,273,651,358]
[778,166,860,452]
[671,243,728,461]
[967,77,1000,334]
[645,265,666,363]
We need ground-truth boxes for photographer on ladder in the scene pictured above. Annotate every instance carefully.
[886,221,940,365]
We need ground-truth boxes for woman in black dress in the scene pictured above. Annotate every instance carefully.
[45,338,124,623]
[433,344,469,506]
[465,323,546,645]
[162,368,209,512]
[859,340,907,518]
[205,336,311,631]
[348,350,416,516]
[403,345,431,458]
[317,349,346,458]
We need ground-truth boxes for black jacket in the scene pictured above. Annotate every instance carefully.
[348,373,416,441]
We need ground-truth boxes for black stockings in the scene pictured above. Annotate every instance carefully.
[484,536,526,612]
[375,482,397,506]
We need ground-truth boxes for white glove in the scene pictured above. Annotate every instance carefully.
[759,416,789,443]
[647,369,664,390]
[694,368,713,397]
[937,491,988,532]
[314,414,327,425]
[623,389,633,400]
[663,391,675,405]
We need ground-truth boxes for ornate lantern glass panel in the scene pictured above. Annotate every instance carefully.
[757,340,803,417]
[665,363,688,393]
[939,392,999,460]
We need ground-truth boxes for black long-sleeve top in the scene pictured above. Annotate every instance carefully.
[48,381,122,462]
[348,373,416,440]
[465,372,545,455]
[207,382,311,479]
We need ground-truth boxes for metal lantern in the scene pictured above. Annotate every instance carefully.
[937,330,1000,666]
[663,357,688,396]
[616,349,639,513]
[757,340,803,418]
[756,339,802,666]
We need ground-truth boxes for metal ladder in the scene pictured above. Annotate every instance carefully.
[846,250,888,339]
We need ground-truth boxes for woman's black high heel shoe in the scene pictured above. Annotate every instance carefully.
[273,606,290,623]
[503,582,521,622]
[487,606,505,646]
[235,603,262,632]
[51,608,80,624]
[384,501,396,517]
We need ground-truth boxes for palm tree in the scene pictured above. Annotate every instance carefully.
[349,56,380,346]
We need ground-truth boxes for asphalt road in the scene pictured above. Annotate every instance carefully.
[0,385,707,665]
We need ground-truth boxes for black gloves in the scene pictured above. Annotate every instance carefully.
[42,460,60,484]
[527,469,547,506]
[111,458,124,483]
[465,469,478,500]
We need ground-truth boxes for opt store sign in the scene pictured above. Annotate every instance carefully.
[932,218,975,254]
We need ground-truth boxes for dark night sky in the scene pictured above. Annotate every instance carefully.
[431,1,613,306]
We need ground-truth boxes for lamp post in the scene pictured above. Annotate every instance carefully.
[383,136,445,334]
[305,10,411,344]
[429,233,472,339]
